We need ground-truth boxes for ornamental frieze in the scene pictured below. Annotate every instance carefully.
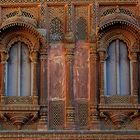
[0,0,138,4]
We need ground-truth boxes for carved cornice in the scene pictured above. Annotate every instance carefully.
[0,0,138,4]
[0,130,140,139]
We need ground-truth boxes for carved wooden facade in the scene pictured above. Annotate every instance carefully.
[0,0,140,139]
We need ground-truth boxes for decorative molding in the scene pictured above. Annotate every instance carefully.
[4,96,33,104]
[0,0,138,4]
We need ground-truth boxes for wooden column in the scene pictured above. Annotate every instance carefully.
[0,50,8,104]
[130,52,138,104]
[89,43,99,129]
[38,47,48,130]
[98,49,106,104]
[30,50,38,104]
[65,38,75,129]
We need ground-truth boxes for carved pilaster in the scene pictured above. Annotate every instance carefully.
[38,47,48,130]
[38,105,48,130]
[30,50,38,104]
[98,48,106,104]
[65,46,75,129]
[130,52,138,104]
[39,47,48,105]
[89,43,100,129]
[65,32,75,129]
[0,50,9,104]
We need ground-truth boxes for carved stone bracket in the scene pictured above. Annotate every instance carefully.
[100,109,140,129]
[4,112,38,130]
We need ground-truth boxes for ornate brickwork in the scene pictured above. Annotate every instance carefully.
[0,0,139,139]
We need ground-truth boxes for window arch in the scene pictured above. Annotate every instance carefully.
[6,41,31,96]
[105,39,130,96]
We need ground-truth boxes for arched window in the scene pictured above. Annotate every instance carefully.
[105,39,130,96]
[6,42,31,96]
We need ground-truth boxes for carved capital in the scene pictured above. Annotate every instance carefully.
[39,37,47,48]
[89,47,98,62]
[0,51,9,63]
[65,45,75,63]
[89,31,97,43]
[98,50,106,62]
[129,52,137,62]
[30,50,38,63]
[39,48,48,61]
[65,31,75,43]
